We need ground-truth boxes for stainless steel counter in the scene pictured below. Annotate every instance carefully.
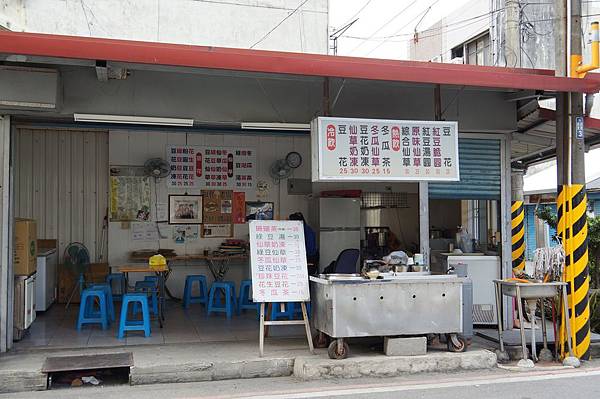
[310,274,464,338]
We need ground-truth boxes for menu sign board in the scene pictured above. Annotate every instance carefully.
[249,220,310,303]
[311,117,459,182]
[166,145,256,190]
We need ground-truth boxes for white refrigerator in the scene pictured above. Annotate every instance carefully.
[311,198,361,272]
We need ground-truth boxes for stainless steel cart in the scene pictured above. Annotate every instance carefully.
[310,274,466,359]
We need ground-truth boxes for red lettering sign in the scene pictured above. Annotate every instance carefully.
[326,124,336,150]
[391,126,400,152]
[196,153,203,177]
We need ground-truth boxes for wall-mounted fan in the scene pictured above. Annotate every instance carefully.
[269,151,302,183]
[144,158,170,179]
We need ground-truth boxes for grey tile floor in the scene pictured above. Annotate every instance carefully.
[13,300,301,351]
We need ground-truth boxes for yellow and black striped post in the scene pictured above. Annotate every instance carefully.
[511,200,526,276]
[558,184,590,360]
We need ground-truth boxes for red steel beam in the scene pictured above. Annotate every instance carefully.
[1,31,600,93]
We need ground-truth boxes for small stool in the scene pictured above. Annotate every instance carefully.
[87,283,116,322]
[270,302,294,320]
[118,293,151,338]
[77,289,108,330]
[238,279,257,312]
[183,275,209,309]
[106,273,126,301]
[133,280,159,316]
[292,302,311,319]
[144,275,160,285]
[207,282,236,319]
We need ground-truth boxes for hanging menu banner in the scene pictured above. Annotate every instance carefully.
[166,145,256,190]
[311,117,459,182]
[249,220,310,303]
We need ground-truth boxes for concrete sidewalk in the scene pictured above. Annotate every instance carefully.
[0,338,497,394]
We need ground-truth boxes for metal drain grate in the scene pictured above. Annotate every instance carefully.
[43,352,133,373]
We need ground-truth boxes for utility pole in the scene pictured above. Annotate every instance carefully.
[508,0,525,276]
[505,0,521,67]
[556,0,591,361]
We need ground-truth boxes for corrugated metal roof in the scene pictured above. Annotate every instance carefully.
[513,107,600,165]
[1,31,600,93]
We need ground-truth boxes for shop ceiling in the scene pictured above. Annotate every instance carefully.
[1,31,600,166]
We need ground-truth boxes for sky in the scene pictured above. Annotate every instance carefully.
[328,0,473,59]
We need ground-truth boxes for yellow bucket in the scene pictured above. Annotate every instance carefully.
[149,254,167,271]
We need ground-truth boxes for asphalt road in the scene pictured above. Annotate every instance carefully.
[5,365,600,399]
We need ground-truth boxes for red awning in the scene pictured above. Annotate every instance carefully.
[1,31,600,93]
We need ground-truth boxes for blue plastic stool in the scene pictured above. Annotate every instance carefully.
[87,283,116,322]
[118,293,151,338]
[270,302,295,320]
[207,282,236,319]
[292,302,311,319]
[144,275,160,285]
[133,280,159,316]
[77,289,108,330]
[105,273,126,301]
[238,280,257,312]
[183,275,209,309]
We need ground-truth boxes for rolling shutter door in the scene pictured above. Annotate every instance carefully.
[429,138,501,200]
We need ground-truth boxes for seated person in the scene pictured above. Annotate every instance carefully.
[289,212,319,275]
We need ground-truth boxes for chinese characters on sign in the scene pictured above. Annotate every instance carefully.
[166,145,256,190]
[249,220,310,303]
[312,117,459,182]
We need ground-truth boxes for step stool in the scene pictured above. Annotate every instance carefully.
[77,288,109,331]
[105,273,126,301]
[238,279,258,312]
[118,293,151,338]
[87,283,116,322]
[183,275,209,309]
[207,281,237,319]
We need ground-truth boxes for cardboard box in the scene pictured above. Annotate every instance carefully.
[14,218,37,276]
[58,263,109,304]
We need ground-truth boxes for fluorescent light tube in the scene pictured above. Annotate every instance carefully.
[74,113,194,126]
[241,122,310,131]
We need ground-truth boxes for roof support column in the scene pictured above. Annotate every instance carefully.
[420,85,441,265]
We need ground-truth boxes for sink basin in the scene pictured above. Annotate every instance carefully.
[499,282,564,299]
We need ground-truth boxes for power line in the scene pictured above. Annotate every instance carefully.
[345,8,504,41]
[348,0,418,54]
[365,0,440,57]
[250,0,309,49]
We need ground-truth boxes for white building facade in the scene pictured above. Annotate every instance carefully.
[0,0,328,53]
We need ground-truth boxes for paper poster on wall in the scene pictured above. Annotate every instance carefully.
[166,145,256,191]
[249,220,309,302]
[131,222,158,241]
[232,192,246,224]
[202,190,233,224]
[156,203,168,222]
[312,116,460,182]
[110,176,151,221]
[172,225,199,243]
[201,224,233,238]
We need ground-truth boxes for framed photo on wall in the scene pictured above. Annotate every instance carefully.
[168,195,203,224]
[245,201,274,221]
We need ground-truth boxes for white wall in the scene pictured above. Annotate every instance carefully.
[108,129,311,295]
[409,0,490,63]
[0,0,23,30]
[10,0,328,53]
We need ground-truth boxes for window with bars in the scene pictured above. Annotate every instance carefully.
[361,192,408,209]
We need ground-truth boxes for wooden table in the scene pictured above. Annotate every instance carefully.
[128,253,248,282]
[117,265,168,328]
